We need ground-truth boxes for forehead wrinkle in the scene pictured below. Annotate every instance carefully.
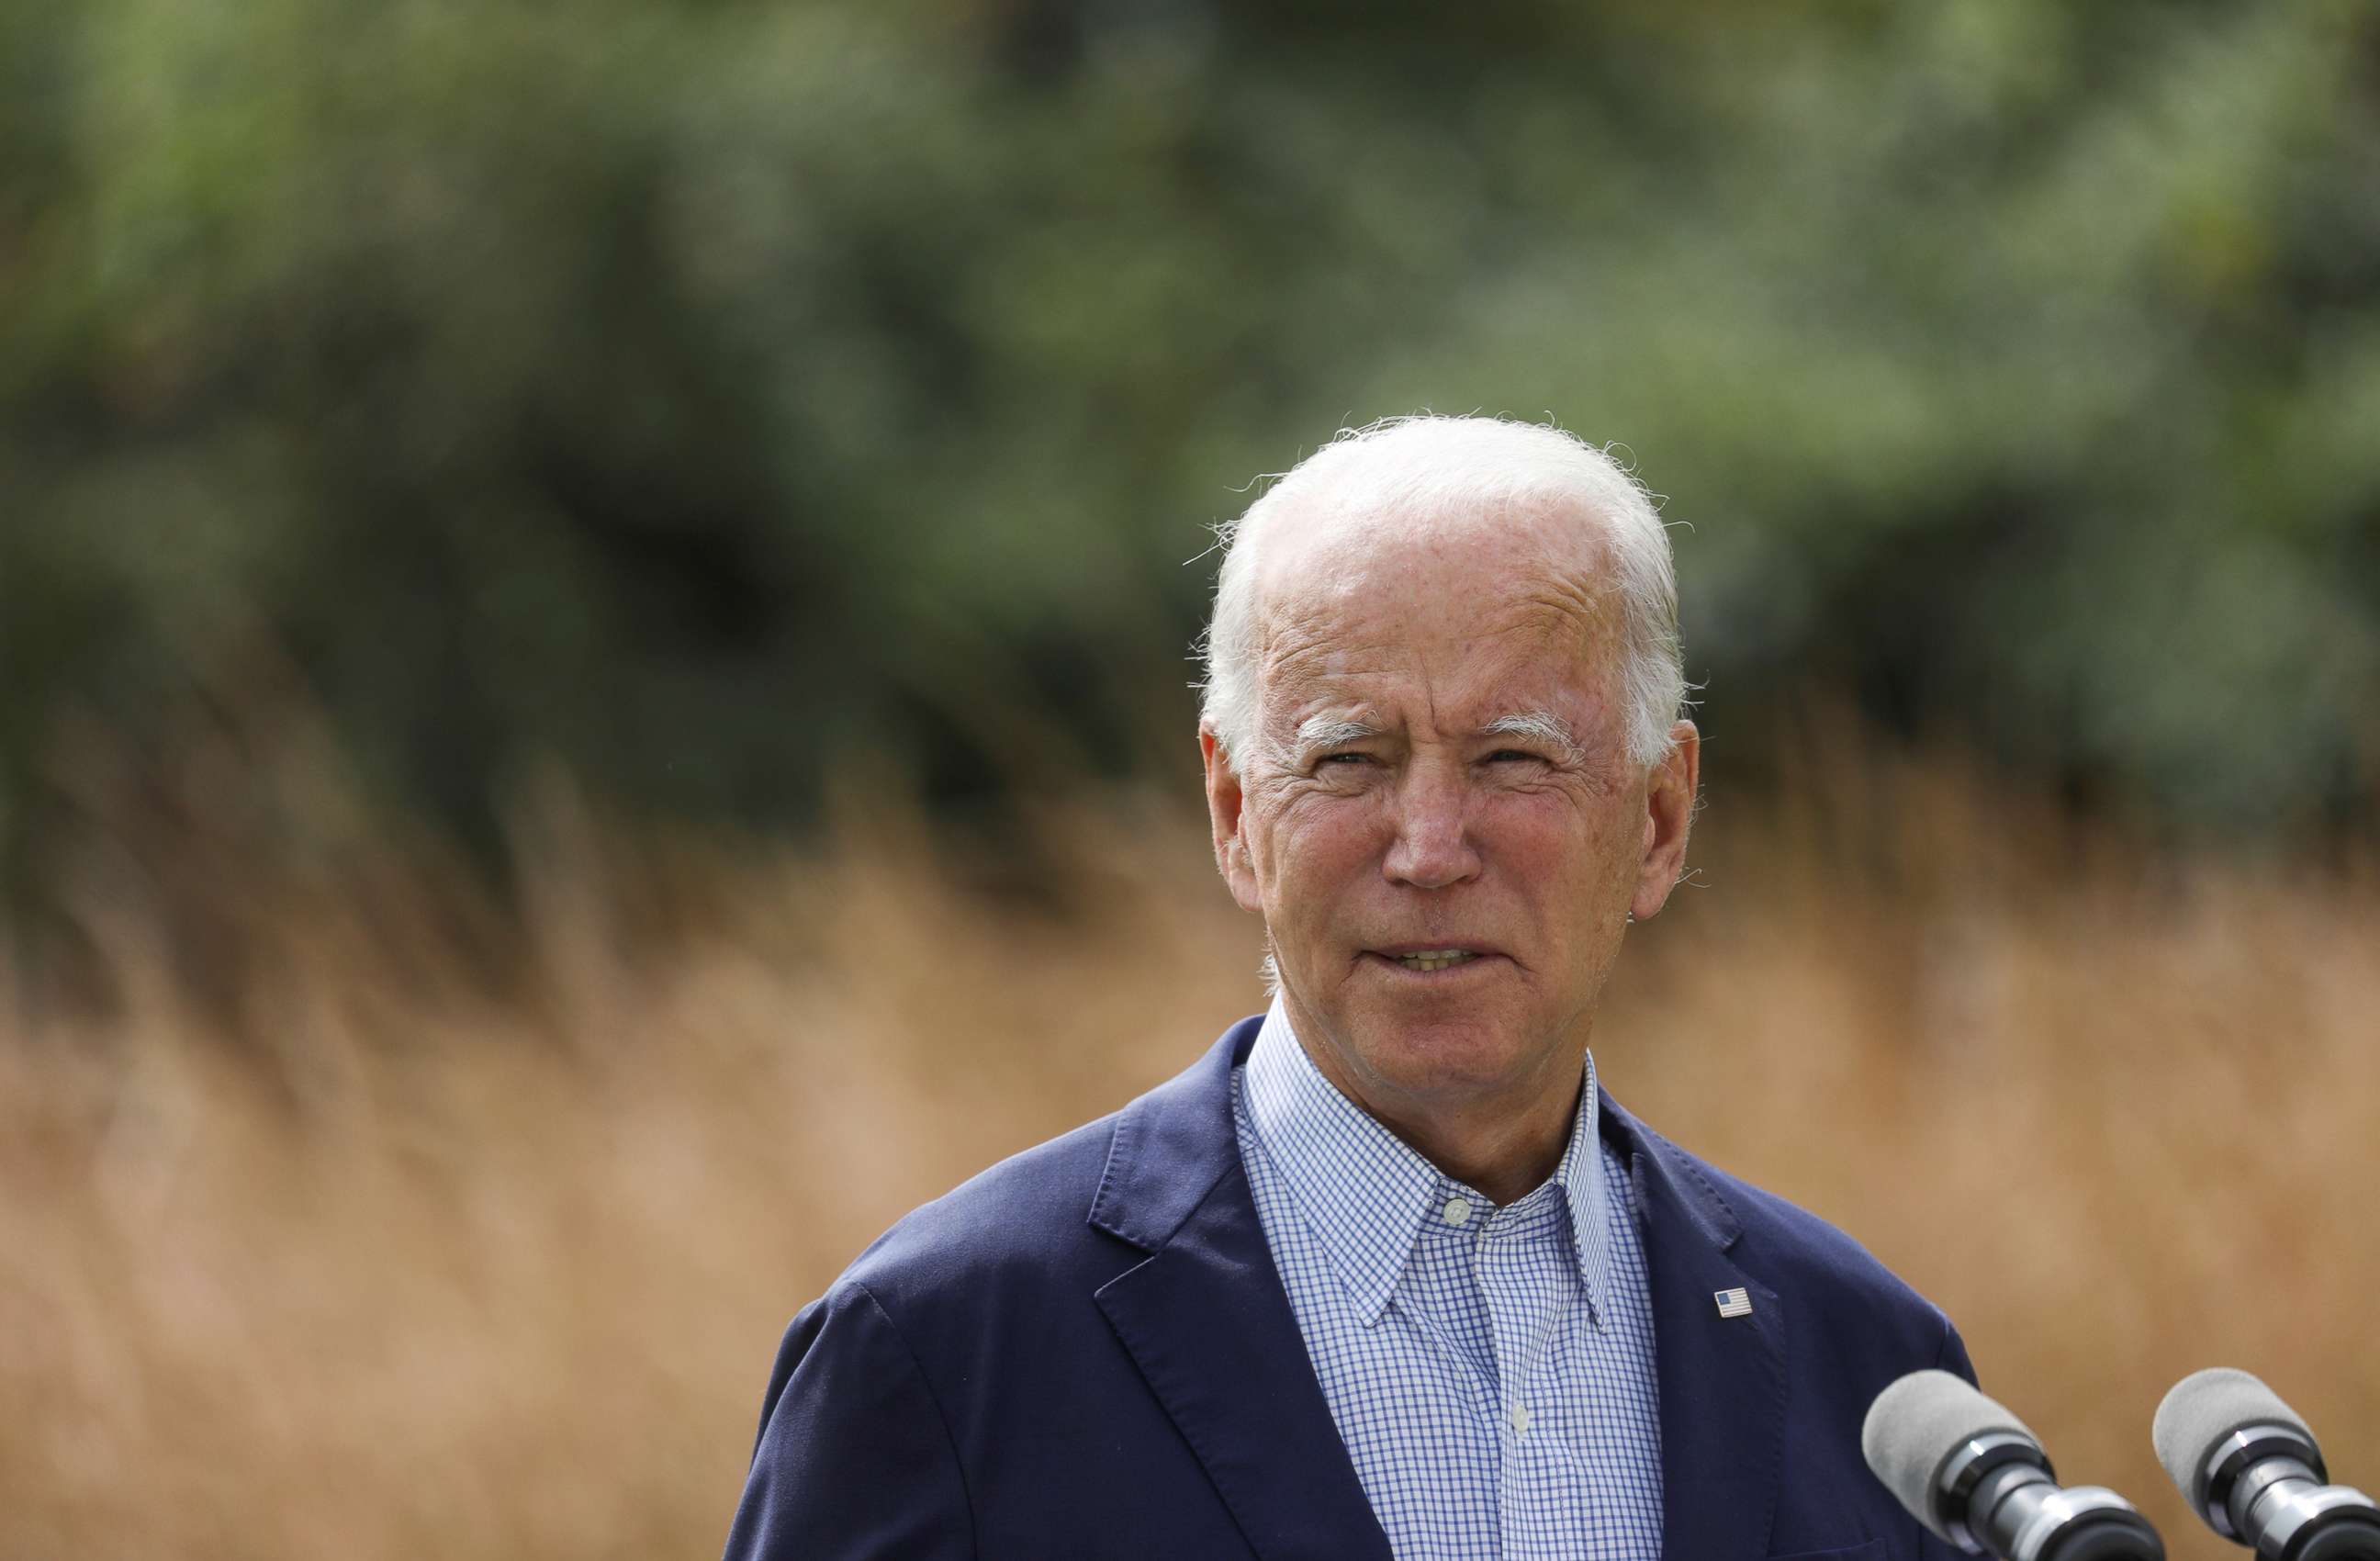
[1505,567,1619,650]
[1256,606,1409,710]
[1263,585,1600,679]
[1261,617,1613,736]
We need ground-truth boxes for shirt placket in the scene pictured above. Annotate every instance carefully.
[1478,1191,1569,1558]
[1403,1189,1503,1418]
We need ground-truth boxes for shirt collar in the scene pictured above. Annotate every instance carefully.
[1241,996,1614,1326]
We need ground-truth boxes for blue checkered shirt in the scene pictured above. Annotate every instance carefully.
[1233,1001,1665,1560]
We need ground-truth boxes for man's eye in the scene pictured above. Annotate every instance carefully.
[1317,752,1374,768]
[1487,748,1545,764]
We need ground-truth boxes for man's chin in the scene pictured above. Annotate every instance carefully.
[1336,1010,1544,1099]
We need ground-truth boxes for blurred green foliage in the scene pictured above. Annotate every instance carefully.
[6,0,2378,881]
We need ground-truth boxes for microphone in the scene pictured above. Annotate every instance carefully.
[1864,1369,2164,1561]
[2152,1367,2380,1561]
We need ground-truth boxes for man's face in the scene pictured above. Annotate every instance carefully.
[1202,502,1698,1131]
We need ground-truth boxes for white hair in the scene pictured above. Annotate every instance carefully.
[1196,415,1687,773]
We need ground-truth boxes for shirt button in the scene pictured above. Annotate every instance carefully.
[1510,1402,1532,1436]
[1441,1196,1470,1226]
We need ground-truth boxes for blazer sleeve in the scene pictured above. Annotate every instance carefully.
[1935,1314,1978,1386]
[1912,1316,1982,1561]
[720,1282,975,1561]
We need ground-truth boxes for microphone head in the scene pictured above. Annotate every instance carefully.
[1864,1369,2042,1544]
[2152,1368,2318,1516]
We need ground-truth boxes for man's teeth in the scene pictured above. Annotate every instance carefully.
[1394,949,1477,972]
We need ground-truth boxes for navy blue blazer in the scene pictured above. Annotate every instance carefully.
[724,1016,1974,1560]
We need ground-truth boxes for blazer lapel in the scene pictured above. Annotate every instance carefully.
[1603,1093,1789,1561]
[1090,1021,1392,1561]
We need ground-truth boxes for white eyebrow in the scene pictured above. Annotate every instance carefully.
[1480,711,1580,758]
[1271,712,1578,767]
[1294,716,1383,753]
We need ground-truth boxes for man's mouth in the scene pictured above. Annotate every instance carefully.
[1364,945,1500,973]
[1392,949,1478,972]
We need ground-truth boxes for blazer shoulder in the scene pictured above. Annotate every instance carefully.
[828,1021,1256,1321]
[836,1108,1132,1308]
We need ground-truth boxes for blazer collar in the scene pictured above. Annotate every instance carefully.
[1601,1089,1790,1561]
[1086,1016,1261,1252]
[1089,1016,1393,1561]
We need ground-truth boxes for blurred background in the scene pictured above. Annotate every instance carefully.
[4,0,2377,1555]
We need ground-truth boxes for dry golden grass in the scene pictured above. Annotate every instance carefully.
[3,751,2376,1559]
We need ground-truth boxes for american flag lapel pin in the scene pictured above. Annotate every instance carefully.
[1713,1287,1753,1319]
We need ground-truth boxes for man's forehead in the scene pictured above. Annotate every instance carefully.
[1254,506,1616,648]
[1258,576,1619,691]
[1263,578,1609,663]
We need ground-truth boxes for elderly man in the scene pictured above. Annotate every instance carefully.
[723,417,1972,1560]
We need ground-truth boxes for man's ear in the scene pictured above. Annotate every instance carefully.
[1200,728,1264,915]
[1631,720,1701,923]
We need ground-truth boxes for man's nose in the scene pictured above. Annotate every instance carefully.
[1382,768,1482,890]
